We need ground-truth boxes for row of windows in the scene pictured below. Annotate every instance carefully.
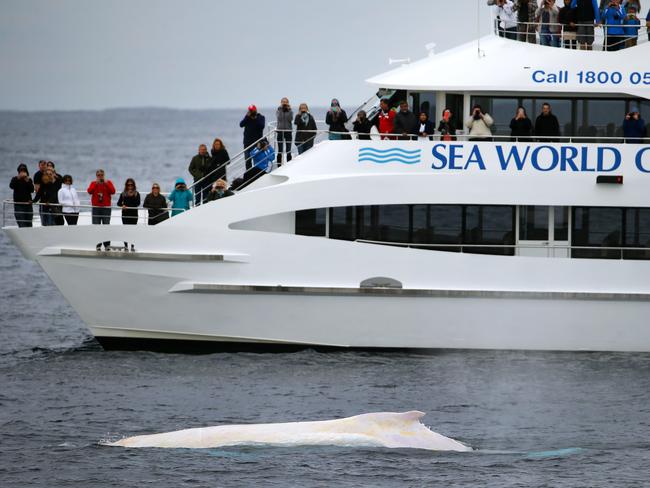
[296,205,650,260]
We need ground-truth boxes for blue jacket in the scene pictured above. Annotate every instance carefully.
[168,178,193,216]
[250,146,275,172]
[623,16,641,36]
[239,114,266,146]
[602,5,626,36]
[570,0,601,23]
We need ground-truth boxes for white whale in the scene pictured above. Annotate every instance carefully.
[105,411,471,452]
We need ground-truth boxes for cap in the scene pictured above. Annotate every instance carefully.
[248,104,257,112]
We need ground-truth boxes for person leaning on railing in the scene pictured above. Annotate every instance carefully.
[143,183,169,225]
[205,179,234,202]
[9,163,34,228]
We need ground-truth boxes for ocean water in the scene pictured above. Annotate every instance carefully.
[2,109,650,487]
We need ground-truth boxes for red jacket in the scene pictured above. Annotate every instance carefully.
[87,180,116,207]
[378,109,396,134]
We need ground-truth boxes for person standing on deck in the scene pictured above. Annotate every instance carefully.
[57,174,80,225]
[571,0,601,49]
[88,169,116,250]
[10,163,34,228]
[376,98,396,140]
[168,178,193,217]
[275,97,293,166]
[534,103,561,142]
[240,105,265,169]
[143,183,169,225]
[188,144,211,205]
[294,103,318,154]
[325,99,349,140]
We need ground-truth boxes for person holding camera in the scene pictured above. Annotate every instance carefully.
[465,105,494,141]
[623,108,647,143]
[9,163,34,227]
[495,0,519,39]
[509,106,533,141]
[438,109,457,141]
[514,0,539,43]
[352,110,373,140]
[168,178,193,217]
[240,105,266,169]
[537,0,561,47]
[294,103,318,153]
[33,171,60,226]
[275,97,293,165]
[87,169,115,227]
[623,6,641,47]
[245,138,276,186]
[602,0,627,50]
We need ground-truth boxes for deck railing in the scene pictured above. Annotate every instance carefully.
[356,239,650,260]
[492,17,648,50]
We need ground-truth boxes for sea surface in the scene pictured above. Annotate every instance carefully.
[1,109,650,487]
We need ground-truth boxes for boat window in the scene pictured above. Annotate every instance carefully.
[554,206,569,241]
[575,99,625,140]
[359,205,411,243]
[329,206,358,241]
[623,208,650,260]
[519,206,549,241]
[571,207,623,259]
[464,205,516,256]
[412,205,463,251]
[296,208,326,237]
[416,92,436,121]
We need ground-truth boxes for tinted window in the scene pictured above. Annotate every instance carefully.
[412,205,462,251]
[296,209,326,236]
[624,208,650,260]
[520,206,549,240]
[576,99,626,141]
[572,207,623,259]
[329,207,358,241]
[464,205,515,255]
[554,206,569,241]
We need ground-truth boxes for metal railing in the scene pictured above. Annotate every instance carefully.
[356,239,650,260]
[492,17,649,50]
[2,201,186,228]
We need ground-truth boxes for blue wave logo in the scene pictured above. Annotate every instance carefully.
[358,147,421,165]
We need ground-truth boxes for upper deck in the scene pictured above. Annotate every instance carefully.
[366,25,650,100]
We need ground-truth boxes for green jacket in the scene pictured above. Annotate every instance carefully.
[188,154,211,181]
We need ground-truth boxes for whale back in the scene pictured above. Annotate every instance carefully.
[106,411,471,452]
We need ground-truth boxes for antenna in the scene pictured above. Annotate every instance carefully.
[477,0,481,58]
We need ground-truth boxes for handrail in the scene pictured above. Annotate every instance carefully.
[356,239,650,259]
[2,200,187,227]
[492,16,649,49]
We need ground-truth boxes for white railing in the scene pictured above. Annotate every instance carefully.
[356,239,650,260]
[493,17,648,50]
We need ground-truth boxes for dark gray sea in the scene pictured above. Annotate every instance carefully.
[1,109,650,487]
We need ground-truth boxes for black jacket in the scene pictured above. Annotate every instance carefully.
[117,191,141,224]
[33,181,58,205]
[10,176,34,202]
[394,111,419,138]
[437,119,457,137]
[534,113,561,140]
[240,114,266,146]
[143,193,169,225]
[295,113,318,144]
[510,117,533,139]
[352,118,374,140]
[205,189,234,202]
[325,110,349,134]
[417,120,436,138]
[207,148,230,184]
[188,153,211,181]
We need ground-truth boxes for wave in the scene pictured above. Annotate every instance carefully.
[103,411,471,451]
[358,147,421,155]
[358,157,421,165]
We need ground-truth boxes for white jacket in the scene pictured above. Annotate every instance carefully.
[57,184,80,213]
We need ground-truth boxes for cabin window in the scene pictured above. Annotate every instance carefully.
[623,208,650,260]
[412,205,463,251]
[554,207,569,241]
[575,99,625,140]
[359,205,411,243]
[571,207,623,259]
[464,205,516,255]
[519,206,549,241]
[295,208,326,237]
[445,94,465,131]
[329,206,358,241]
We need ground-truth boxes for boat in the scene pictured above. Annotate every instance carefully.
[4,16,650,352]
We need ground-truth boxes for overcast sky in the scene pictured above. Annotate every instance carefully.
[0,0,492,111]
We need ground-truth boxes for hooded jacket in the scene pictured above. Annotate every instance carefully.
[167,178,193,216]
[57,183,80,213]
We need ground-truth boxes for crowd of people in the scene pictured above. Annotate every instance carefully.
[9,95,647,231]
[491,0,650,51]
[7,160,234,232]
